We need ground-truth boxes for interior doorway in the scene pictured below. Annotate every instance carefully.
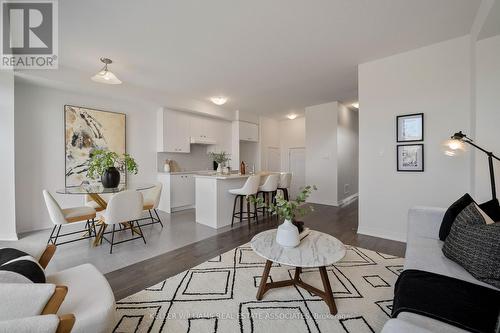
[288,147,306,199]
[266,147,281,172]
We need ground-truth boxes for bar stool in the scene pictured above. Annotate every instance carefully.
[229,175,261,227]
[278,172,292,201]
[257,174,280,219]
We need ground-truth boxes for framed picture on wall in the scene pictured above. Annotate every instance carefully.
[64,105,126,187]
[397,144,424,172]
[397,113,424,142]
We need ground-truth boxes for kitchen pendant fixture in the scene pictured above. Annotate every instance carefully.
[91,58,122,84]
[210,96,227,106]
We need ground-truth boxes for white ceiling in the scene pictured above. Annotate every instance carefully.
[19,0,481,118]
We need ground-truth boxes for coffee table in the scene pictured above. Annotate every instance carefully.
[250,229,346,314]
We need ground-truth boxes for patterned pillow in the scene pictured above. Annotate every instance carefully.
[442,203,500,288]
[0,248,46,283]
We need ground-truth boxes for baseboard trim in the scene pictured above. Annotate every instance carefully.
[0,233,19,241]
[338,193,358,207]
[357,226,406,243]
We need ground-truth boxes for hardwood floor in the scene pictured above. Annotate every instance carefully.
[105,199,406,300]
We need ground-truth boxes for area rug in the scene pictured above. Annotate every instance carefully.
[114,243,404,332]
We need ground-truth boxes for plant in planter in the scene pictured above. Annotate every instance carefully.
[253,185,317,247]
[208,151,231,173]
[87,149,138,188]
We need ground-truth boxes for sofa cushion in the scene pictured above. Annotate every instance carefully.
[0,248,45,283]
[442,203,500,288]
[479,198,500,222]
[439,193,474,240]
[46,264,115,333]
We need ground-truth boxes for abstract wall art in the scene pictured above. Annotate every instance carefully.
[64,105,126,187]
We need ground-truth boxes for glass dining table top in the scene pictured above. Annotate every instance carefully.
[56,183,155,195]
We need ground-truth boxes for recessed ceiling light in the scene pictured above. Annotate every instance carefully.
[287,114,298,120]
[210,96,228,106]
[91,58,122,84]
[351,102,359,109]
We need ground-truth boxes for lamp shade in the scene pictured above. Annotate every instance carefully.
[91,69,122,84]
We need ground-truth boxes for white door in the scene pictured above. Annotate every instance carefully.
[288,147,305,199]
[266,147,281,172]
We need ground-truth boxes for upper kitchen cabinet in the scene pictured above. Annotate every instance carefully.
[190,116,216,144]
[157,109,191,153]
[238,121,259,142]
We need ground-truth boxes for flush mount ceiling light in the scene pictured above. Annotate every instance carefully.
[91,58,122,84]
[287,114,298,120]
[210,96,228,106]
[351,102,359,109]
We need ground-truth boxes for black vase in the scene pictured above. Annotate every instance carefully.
[101,167,120,188]
[213,161,218,171]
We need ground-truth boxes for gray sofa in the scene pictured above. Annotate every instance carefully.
[381,207,499,333]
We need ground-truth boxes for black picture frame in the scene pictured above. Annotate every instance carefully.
[397,144,424,172]
[396,113,424,142]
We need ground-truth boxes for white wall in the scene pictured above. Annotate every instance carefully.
[14,80,158,233]
[358,36,472,242]
[474,34,500,202]
[337,104,359,203]
[305,102,339,206]
[0,70,18,240]
[259,116,280,171]
[279,117,306,172]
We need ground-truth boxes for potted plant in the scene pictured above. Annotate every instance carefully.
[208,151,231,174]
[253,185,317,247]
[87,149,139,188]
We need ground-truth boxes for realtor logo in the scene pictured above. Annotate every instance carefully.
[1,0,58,69]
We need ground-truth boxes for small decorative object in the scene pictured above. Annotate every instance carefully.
[213,161,218,171]
[397,144,424,172]
[240,161,246,175]
[87,149,138,188]
[397,113,424,142]
[252,185,317,248]
[64,105,125,187]
[208,151,231,174]
[163,160,171,173]
[223,166,230,175]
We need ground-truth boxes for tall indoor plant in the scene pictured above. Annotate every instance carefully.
[254,185,317,247]
[87,149,138,188]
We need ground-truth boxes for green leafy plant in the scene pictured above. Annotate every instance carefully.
[87,149,139,179]
[251,185,317,221]
[208,151,231,165]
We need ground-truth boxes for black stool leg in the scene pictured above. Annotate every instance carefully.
[231,195,238,227]
[110,225,115,254]
[148,210,155,224]
[154,209,164,227]
[246,197,251,227]
[253,195,259,223]
[239,195,244,223]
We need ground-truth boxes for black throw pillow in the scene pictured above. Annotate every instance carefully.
[0,248,46,283]
[439,193,474,241]
[442,203,500,288]
[479,198,500,222]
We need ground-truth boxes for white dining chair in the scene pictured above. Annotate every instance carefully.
[140,182,163,227]
[229,175,261,227]
[278,172,292,201]
[101,190,145,254]
[257,174,280,218]
[42,190,97,246]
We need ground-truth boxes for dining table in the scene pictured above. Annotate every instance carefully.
[56,183,155,246]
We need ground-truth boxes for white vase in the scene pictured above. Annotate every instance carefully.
[276,219,300,248]
[217,164,222,173]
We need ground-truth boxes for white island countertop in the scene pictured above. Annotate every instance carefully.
[193,173,251,180]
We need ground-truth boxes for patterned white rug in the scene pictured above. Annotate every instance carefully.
[114,243,404,333]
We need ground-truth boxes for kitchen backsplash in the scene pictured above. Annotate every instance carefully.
[157,144,213,172]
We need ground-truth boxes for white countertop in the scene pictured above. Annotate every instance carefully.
[158,170,213,175]
[194,173,252,180]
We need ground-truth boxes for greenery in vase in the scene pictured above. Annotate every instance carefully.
[87,149,139,179]
[251,185,317,221]
[208,151,231,165]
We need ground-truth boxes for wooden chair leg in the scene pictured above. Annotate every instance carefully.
[154,209,164,227]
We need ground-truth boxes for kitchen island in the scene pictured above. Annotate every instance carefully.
[194,173,252,229]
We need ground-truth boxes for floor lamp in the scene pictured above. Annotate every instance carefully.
[445,131,500,200]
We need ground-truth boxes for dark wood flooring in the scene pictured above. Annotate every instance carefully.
[105,199,406,300]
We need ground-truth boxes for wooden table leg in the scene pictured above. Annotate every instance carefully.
[319,266,338,315]
[256,260,273,300]
[294,267,302,282]
[89,193,107,209]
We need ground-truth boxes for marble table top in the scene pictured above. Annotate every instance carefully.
[250,229,346,268]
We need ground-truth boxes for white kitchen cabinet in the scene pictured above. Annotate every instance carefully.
[190,116,216,142]
[159,109,191,153]
[238,121,259,142]
[170,174,195,208]
[207,120,232,154]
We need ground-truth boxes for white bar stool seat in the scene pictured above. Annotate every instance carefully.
[256,174,280,218]
[229,175,260,227]
[278,172,292,201]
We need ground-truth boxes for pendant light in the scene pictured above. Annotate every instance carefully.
[91,58,122,84]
